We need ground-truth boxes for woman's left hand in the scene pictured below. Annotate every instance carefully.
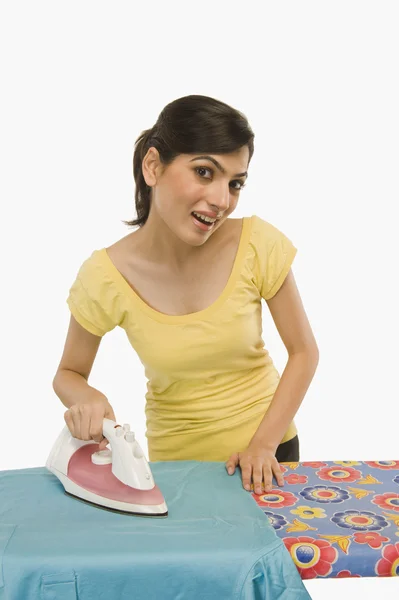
[225,443,285,494]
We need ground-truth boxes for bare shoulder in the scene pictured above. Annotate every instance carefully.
[212,217,243,248]
[106,231,137,262]
[226,217,243,233]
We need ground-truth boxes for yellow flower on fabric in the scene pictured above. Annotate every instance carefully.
[333,461,361,467]
[290,505,327,520]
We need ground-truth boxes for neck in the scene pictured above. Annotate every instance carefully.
[132,212,222,272]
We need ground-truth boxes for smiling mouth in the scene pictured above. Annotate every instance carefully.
[191,212,218,230]
[192,212,215,222]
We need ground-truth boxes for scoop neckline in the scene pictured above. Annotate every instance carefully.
[97,215,253,324]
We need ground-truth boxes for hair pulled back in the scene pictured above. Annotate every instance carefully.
[122,94,255,228]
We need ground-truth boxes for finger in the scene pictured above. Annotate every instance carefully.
[252,465,264,495]
[79,405,91,441]
[225,453,239,475]
[241,465,253,491]
[273,459,285,487]
[70,405,81,439]
[64,410,75,437]
[263,465,274,492]
[105,404,117,422]
[98,438,109,451]
[91,410,107,445]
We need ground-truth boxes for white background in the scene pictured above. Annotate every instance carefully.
[1,1,398,597]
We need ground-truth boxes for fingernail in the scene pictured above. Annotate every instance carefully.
[244,484,250,491]
[228,468,233,475]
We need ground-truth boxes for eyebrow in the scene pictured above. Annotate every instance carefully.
[189,155,248,178]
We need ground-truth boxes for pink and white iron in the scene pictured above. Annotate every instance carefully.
[46,418,168,517]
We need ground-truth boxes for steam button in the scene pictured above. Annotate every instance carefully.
[133,444,143,459]
[91,449,112,465]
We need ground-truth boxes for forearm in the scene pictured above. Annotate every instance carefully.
[52,369,108,409]
[249,350,319,451]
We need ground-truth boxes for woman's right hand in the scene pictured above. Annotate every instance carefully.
[64,394,116,451]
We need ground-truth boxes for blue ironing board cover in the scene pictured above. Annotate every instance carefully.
[0,461,311,600]
[251,460,399,580]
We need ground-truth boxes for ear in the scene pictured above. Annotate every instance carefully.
[142,146,164,186]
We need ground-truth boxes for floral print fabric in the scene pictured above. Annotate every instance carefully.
[251,460,399,579]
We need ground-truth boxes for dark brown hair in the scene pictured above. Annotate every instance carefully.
[121,95,255,228]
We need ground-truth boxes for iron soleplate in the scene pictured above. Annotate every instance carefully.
[64,490,168,517]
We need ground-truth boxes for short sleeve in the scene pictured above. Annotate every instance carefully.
[251,216,298,301]
[66,252,119,337]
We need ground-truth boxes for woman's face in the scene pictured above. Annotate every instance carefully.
[142,145,250,239]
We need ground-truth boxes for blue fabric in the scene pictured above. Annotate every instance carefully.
[0,461,310,600]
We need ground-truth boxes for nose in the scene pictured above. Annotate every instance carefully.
[210,182,231,214]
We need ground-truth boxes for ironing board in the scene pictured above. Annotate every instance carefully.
[251,459,399,580]
[0,461,310,600]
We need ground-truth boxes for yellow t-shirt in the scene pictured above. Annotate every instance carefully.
[66,215,298,462]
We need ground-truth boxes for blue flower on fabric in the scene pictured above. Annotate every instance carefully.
[393,475,399,486]
[331,509,389,531]
[263,511,288,530]
[300,485,349,504]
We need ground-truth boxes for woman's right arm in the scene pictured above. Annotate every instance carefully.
[52,315,115,447]
[52,313,106,407]
[53,368,108,409]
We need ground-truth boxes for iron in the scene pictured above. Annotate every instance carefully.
[46,418,168,517]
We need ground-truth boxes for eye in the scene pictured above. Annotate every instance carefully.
[195,166,246,191]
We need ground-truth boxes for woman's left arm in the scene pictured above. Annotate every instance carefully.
[226,269,320,493]
[249,350,319,453]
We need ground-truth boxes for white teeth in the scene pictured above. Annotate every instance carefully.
[192,211,216,223]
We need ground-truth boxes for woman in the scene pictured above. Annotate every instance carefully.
[54,94,319,497]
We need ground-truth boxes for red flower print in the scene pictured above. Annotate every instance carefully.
[255,489,298,509]
[335,570,361,578]
[375,542,399,577]
[372,492,399,513]
[284,473,308,485]
[301,462,328,468]
[283,536,338,579]
[316,466,362,483]
[365,461,399,470]
[354,532,389,549]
